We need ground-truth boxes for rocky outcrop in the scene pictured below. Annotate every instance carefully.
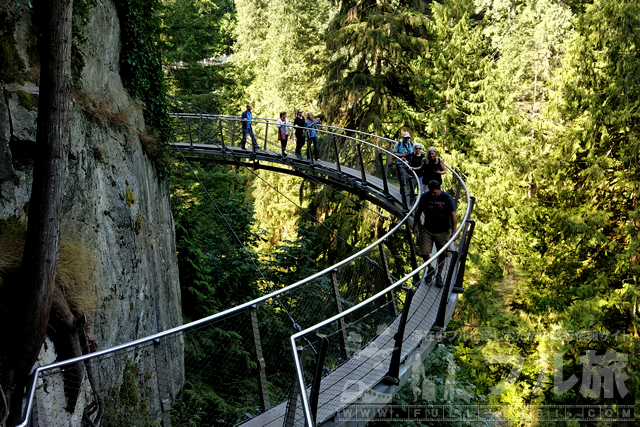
[0,1,183,425]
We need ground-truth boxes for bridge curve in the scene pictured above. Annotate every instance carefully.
[16,98,474,427]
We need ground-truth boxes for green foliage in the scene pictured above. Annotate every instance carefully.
[102,358,158,427]
[416,0,487,153]
[16,90,37,110]
[382,345,491,426]
[320,0,431,136]
[234,0,331,117]
[171,326,259,426]
[163,0,640,416]
[115,0,172,176]
[0,12,26,84]
[171,161,262,318]
[160,0,244,113]
[70,0,98,85]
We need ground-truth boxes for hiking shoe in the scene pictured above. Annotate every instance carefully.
[425,269,435,284]
[435,275,444,288]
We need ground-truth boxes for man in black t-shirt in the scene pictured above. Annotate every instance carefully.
[412,180,457,287]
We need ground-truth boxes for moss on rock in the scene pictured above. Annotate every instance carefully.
[16,90,38,111]
[0,13,26,84]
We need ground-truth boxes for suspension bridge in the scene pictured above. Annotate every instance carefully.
[15,97,474,427]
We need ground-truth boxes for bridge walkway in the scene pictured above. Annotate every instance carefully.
[173,142,408,218]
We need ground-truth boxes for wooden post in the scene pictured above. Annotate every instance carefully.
[218,118,225,148]
[264,122,269,150]
[397,164,408,212]
[230,119,236,147]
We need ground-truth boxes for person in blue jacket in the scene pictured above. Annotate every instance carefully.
[241,104,259,149]
[305,112,321,160]
[393,132,414,204]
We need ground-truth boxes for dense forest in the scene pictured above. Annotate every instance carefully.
[160,0,638,422]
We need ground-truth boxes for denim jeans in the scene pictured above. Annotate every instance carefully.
[242,126,258,149]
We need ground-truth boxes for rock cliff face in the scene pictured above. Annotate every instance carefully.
[0,0,183,424]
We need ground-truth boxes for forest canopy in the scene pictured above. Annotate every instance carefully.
[160,0,639,419]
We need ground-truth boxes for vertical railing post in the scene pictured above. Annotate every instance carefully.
[377,152,390,195]
[383,288,415,385]
[396,164,408,212]
[309,337,329,425]
[250,304,271,411]
[356,143,367,183]
[332,137,342,173]
[431,250,459,331]
[453,178,462,206]
[378,242,398,317]
[197,116,202,145]
[284,346,308,427]
[187,118,193,149]
[231,119,236,147]
[218,117,225,149]
[385,141,392,181]
[264,122,269,150]
[404,224,419,287]
[330,269,350,359]
[153,338,173,427]
[453,219,475,294]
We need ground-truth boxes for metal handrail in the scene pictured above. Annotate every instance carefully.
[290,164,471,427]
[172,112,401,147]
[16,108,424,427]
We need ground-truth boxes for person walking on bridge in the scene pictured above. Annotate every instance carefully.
[277,111,291,156]
[241,104,259,150]
[412,180,457,288]
[294,109,306,158]
[393,132,414,204]
[422,146,446,186]
[403,142,425,205]
[306,112,321,160]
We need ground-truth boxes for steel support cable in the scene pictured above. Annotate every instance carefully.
[171,113,389,275]
[173,148,310,341]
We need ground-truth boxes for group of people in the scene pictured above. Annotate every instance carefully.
[242,106,456,288]
[240,104,321,159]
[393,132,457,288]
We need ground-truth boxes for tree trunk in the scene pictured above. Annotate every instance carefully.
[1,0,73,424]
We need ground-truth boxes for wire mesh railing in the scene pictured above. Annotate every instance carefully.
[290,207,474,427]
[15,97,472,427]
